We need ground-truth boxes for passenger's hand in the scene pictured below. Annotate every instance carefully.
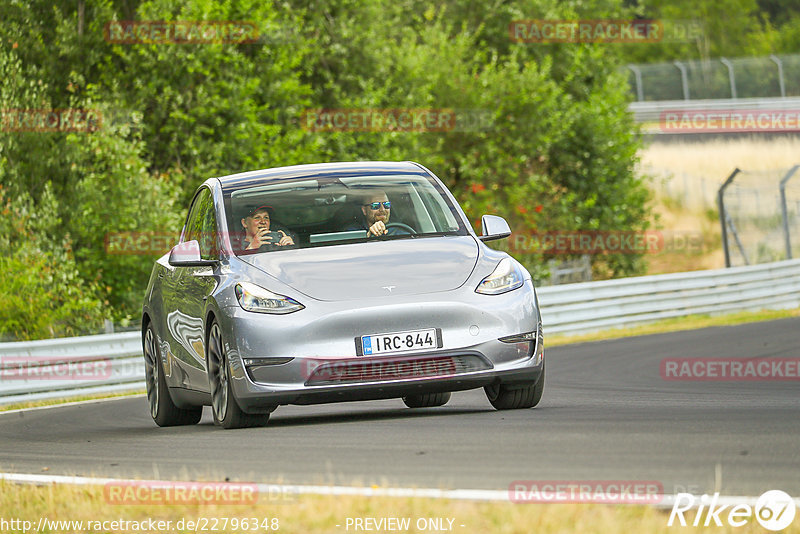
[247,227,272,249]
[259,227,277,245]
[277,230,294,246]
[367,221,387,237]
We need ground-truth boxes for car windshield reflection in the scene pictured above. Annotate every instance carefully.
[225,174,466,254]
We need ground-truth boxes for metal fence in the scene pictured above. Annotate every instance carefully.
[718,166,800,267]
[545,254,592,285]
[626,54,800,102]
[1,259,799,405]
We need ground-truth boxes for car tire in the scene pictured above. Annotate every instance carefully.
[485,361,545,410]
[207,321,269,429]
[402,391,451,408]
[143,323,202,427]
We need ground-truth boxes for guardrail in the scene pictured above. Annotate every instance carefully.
[1,259,799,405]
[537,258,800,334]
[628,96,800,124]
[0,332,142,406]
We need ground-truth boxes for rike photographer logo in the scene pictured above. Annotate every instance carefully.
[668,491,796,531]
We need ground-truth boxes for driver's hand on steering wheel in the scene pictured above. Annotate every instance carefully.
[367,221,387,237]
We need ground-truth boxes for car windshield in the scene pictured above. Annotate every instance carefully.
[224,174,468,254]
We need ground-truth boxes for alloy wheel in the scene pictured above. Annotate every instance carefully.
[143,328,159,419]
[208,323,229,422]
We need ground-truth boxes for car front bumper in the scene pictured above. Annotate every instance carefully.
[216,280,543,412]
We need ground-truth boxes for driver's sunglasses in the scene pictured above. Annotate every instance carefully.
[364,201,391,210]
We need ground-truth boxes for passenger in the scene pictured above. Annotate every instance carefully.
[240,205,295,251]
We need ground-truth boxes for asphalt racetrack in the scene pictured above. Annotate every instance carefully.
[1,318,798,496]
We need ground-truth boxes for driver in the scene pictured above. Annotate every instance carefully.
[362,191,392,237]
[347,191,410,237]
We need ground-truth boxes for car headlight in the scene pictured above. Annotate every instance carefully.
[235,282,304,314]
[476,257,525,295]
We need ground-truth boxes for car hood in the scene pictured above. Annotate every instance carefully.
[239,236,480,301]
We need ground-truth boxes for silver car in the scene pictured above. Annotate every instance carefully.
[142,161,544,429]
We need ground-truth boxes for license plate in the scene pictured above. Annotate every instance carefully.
[361,328,438,356]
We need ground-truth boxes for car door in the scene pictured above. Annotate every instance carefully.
[164,188,220,392]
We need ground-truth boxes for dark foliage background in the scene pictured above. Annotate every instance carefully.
[1,0,790,339]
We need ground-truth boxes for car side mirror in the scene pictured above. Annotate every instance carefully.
[168,240,217,266]
[478,215,512,242]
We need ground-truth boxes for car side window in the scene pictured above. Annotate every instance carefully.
[184,188,219,260]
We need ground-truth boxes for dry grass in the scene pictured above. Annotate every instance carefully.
[645,196,723,272]
[636,137,800,272]
[639,137,800,211]
[640,137,800,179]
[2,480,797,534]
[0,390,145,413]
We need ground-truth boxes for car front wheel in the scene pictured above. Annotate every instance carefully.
[143,323,202,427]
[485,362,545,410]
[207,321,269,429]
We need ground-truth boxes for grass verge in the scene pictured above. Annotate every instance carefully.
[0,390,145,413]
[2,480,796,534]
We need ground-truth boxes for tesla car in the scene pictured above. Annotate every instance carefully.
[142,161,544,429]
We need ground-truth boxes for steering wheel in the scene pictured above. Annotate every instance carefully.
[385,222,417,235]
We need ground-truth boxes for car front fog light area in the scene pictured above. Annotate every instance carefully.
[476,257,525,295]
[499,323,543,364]
[235,282,304,314]
[499,331,536,359]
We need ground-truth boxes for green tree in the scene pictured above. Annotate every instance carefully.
[98,0,316,201]
[2,0,660,338]
[291,1,649,278]
[0,185,105,341]
[0,44,181,323]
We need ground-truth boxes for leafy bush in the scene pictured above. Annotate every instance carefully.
[291,4,650,279]
[0,0,665,337]
[0,186,105,340]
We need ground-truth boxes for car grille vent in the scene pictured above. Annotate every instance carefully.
[305,354,490,385]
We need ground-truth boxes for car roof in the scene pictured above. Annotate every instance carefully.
[217,161,430,192]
